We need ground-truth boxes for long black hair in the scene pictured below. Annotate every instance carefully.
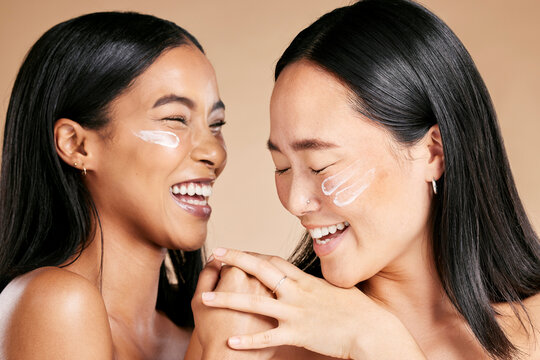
[0,12,203,327]
[280,0,540,358]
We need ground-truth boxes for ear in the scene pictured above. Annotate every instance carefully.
[424,124,445,182]
[54,118,94,173]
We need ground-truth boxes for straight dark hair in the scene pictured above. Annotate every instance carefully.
[0,12,204,327]
[280,0,540,358]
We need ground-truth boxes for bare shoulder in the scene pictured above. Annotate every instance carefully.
[495,292,540,358]
[522,292,540,315]
[0,267,113,359]
[520,293,540,357]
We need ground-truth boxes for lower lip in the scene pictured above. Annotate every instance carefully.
[170,192,212,219]
[312,226,349,257]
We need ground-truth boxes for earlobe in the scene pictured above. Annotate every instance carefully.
[425,124,445,182]
[54,118,90,172]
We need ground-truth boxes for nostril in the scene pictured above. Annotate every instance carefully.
[200,159,215,167]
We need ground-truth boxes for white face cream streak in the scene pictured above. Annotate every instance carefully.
[321,160,375,207]
[132,130,180,148]
[321,160,363,195]
[332,169,375,206]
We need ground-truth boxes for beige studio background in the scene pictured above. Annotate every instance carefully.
[1,0,539,258]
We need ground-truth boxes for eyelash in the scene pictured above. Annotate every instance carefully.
[312,167,327,174]
[210,120,227,132]
[274,166,328,175]
[163,117,226,133]
[163,116,187,124]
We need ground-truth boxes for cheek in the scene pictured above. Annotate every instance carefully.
[320,161,377,209]
[275,175,291,209]
[102,132,192,189]
[132,130,180,149]
[136,145,189,175]
[357,165,428,239]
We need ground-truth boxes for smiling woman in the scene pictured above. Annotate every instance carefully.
[192,0,540,359]
[0,12,226,359]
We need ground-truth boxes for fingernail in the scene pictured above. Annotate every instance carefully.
[207,255,214,263]
[228,337,241,346]
[213,248,227,257]
[202,292,216,301]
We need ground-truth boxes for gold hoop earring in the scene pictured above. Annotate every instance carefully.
[432,178,438,195]
[83,167,87,176]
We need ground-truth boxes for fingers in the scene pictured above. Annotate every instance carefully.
[212,248,291,294]
[194,258,221,295]
[201,291,292,319]
[245,251,307,280]
[227,328,289,350]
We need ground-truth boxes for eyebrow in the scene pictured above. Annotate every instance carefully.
[152,94,225,112]
[267,138,338,152]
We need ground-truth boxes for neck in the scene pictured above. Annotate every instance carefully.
[360,233,460,336]
[65,215,167,331]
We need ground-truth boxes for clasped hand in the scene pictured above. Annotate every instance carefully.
[192,248,426,360]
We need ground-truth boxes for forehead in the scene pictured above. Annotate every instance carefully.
[270,62,364,142]
[269,61,398,157]
[118,45,219,109]
[271,61,353,117]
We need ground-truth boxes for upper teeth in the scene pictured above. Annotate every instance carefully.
[309,221,349,239]
[171,183,213,197]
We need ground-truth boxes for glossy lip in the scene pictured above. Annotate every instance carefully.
[169,177,214,219]
[311,225,349,257]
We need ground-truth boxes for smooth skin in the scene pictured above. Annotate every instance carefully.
[0,45,227,360]
[189,257,334,360]
[193,61,540,359]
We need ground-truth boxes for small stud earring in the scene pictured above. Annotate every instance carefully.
[432,178,438,195]
[74,162,78,167]
[306,199,311,205]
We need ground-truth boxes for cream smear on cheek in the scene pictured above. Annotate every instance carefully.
[132,130,180,148]
[321,160,375,207]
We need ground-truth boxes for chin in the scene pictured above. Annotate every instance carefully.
[180,241,205,252]
[166,230,207,252]
[320,262,360,288]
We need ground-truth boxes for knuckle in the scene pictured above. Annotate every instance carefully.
[221,265,245,279]
[261,332,273,345]
[268,256,282,266]
[227,249,241,261]
[253,281,272,296]
[249,294,264,307]
[256,259,274,274]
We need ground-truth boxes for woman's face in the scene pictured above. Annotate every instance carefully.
[88,45,226,251]
[269,61,433,287]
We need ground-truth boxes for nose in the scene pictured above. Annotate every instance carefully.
[286,171,320,216]
[190,130,227,172]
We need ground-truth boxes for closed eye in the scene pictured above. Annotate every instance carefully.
[275,167,290,175]
[312,162,336,174]
[210,120,226,133]
[163,116,187,124]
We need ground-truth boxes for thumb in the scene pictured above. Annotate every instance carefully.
[194,256,222,296]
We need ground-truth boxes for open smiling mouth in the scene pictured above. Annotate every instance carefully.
[169,181,213,218]
[309,221,350,245]
[307,221,350,257]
